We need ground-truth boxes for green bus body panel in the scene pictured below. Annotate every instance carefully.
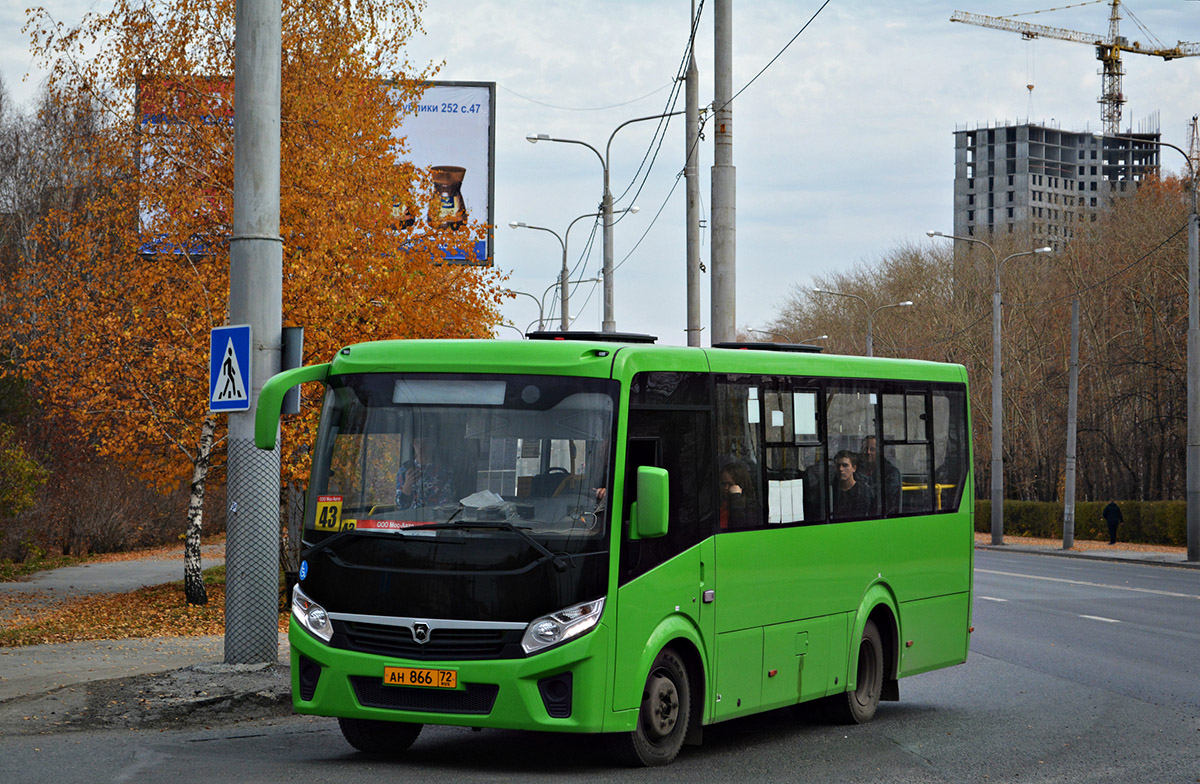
[704,348,967,384]
[289,616,617,733]
[898,593,972,676]
[254,363,330,449]
[610,542,708,714]
[327,338,624,379]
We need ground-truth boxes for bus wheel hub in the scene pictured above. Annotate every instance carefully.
[644,674,679,738]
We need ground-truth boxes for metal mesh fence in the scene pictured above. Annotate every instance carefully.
[224,437,282,664]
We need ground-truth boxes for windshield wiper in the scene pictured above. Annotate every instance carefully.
[409,520,571,572]
[301,527,415,560]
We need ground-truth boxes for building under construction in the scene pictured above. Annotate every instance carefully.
[952,121,1160,247]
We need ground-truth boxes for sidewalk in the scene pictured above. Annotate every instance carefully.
[974,533,1200,569]
[0,542,291,734]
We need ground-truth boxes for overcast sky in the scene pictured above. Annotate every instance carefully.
[4,1,1200,346]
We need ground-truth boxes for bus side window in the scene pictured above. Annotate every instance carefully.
[622,437,660,521]
[619,390,715,583]
[826,385,882,520]
[716,379,765,530]
[932,388,969,512]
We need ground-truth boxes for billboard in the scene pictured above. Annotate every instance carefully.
[136,78,495,264]
[392,82,495,264]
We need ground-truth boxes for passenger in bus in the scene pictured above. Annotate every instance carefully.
[395,437,455,510]
[719,461,761,529]
[832,450,875,518]
[857,436,901,515]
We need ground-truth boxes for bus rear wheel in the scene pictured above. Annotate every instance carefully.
[825,618,883,725]
[338,717,423,755]
[611,647,691,766]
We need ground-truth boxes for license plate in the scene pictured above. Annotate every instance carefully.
[383,666,458,689]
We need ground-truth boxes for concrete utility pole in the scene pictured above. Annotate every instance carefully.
[685,0,701,347]
[710,0,736,344]
[225,0,283,665]
[1063,299,1080,550]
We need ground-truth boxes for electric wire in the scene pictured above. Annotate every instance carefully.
[610,0,704,213]
[499,83,673,112]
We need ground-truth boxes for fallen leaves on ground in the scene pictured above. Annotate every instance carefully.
[0,570,288,647]
[973,532,1185,553]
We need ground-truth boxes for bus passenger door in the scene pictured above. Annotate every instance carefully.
[612,408,715,716]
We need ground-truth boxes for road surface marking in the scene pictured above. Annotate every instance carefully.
[1079,614,1121,623]
[978,596,1008,602]
[976,569,1200,600]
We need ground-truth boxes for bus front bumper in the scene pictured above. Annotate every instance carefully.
[288,617,613,733]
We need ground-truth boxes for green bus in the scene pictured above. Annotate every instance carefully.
[255,333,973,766]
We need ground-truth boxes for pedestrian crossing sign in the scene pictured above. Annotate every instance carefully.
[210,324,251,412]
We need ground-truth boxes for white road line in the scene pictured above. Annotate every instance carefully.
[976,569,1200,600]
[978,596,1008,602]
[1079,614,1120,623]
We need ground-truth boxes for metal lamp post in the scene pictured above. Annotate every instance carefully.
[509,207,637,331]
[526,111,681,332]
[502,288,546,332]
[928,231,1052,545]
[812,289,913,357]
[1103,134,1200,561]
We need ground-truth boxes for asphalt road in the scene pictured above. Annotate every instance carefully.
[1,549,1196,783]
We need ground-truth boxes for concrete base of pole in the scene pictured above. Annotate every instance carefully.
[224,438,282,665]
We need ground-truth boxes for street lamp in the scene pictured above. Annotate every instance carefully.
[1102,133,1200,562]
[928,230,1052,546]
[502,288,546,332]
[526,111,682,332]
[509,207,637,331]
[812,289,913,357]
[802,334,830,344]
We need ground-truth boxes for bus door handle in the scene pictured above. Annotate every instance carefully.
[702,590,715,603]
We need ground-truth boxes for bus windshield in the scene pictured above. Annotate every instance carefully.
[305,371,617,546]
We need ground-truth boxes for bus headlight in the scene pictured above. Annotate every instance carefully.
[292,584,334,643]
[521,598,605,654]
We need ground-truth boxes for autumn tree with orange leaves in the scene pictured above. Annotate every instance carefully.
[3,0,503,603]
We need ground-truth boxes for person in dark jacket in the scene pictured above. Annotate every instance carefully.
[832,450,875,519]
[720,462,762,529]
[1102,500,1123,545]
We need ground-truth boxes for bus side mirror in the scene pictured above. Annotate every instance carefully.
[630,466,669,539]
[254,363,331,450]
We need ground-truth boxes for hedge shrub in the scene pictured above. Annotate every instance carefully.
[974,500,1185,547]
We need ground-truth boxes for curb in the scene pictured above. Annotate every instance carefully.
[975,543,1200,570]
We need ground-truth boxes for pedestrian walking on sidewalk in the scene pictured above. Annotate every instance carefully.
[1102,500,1123,545]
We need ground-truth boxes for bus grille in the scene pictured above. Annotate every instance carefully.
[350,677,499,715]
[333,620,525,660]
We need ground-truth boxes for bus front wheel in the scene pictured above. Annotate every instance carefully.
[826,618,883,725]
[611,646,691,766]
[338,717,423,755]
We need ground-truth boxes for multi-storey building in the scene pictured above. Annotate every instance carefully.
[953,122,1160,247]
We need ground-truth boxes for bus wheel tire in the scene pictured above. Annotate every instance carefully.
[825,618,883,725]
[338,717,423,755]
[611,647,691,766]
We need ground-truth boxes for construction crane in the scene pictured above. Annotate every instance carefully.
[951,1,1200,135]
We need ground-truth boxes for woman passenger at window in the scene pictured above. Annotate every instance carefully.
[720,461,761,529]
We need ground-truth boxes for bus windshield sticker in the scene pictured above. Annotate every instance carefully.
[393,379,507,405]
[314,495,344,531]
[794,393,818,441]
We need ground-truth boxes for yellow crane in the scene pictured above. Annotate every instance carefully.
[951,1,1200,135]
